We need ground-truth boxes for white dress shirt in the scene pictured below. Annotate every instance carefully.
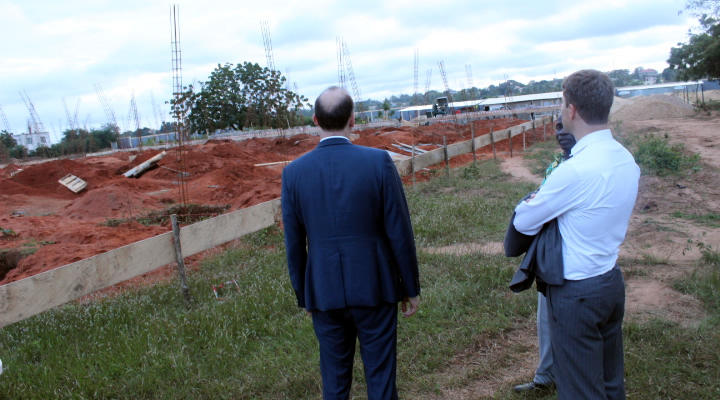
[514,129,640,280]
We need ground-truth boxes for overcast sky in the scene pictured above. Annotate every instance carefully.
[0,0,696,143]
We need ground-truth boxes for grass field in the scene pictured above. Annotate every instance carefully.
[0,156,718,399]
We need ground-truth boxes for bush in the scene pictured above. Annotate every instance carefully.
[633,136,699,176]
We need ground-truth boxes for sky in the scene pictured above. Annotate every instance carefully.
[0,0,697,143]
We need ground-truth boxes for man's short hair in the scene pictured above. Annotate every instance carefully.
[314,86,354,131]
[562,69,614,125]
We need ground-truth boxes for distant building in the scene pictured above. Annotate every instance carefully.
[11,130,51,152]
[640,68,659,84]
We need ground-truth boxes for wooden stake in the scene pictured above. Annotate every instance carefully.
[490,127,496,161]
[171,214,191,306]
[509,129,513,158]
[471,124,476,163]
[412,143,416,188]
[522,126,526,152]
[443,136,449,178]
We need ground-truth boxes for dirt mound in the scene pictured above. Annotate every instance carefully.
[611,94,695,122]
[59,182,164,219]
[8,158,121,198]
[610,96,634,116]
[702,89,720,102]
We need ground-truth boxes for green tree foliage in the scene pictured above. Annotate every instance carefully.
[171,62,309,134]
[668,15,720,81]
[0,131,28,160]
[28,125,119,158]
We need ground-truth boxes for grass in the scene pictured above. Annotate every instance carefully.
[1,157,719,399]
[671,211,720,228]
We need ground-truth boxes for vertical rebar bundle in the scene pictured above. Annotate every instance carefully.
[170,4,189,209]
[261,21,276,72]
[0,104,12,134]
[341,40,363,113]
[336,37,346,91]
[94,83,120,134]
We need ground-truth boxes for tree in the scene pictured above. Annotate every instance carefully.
[171,62,310,134]
[667,14,720,80]
[684,0,720,18]
[0,131,17,161]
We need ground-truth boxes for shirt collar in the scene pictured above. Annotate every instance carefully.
[570,129,612,157]
[320,135,350,142]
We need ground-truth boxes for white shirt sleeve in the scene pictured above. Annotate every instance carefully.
[513,161,584,235]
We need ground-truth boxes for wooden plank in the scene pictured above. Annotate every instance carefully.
[0,198,281,328]
[181,199,280,257]
[0,232,176,328]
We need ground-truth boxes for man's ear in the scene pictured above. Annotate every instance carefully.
[312,114,320,127]
[348,113,355,129]
[568,104,577,121]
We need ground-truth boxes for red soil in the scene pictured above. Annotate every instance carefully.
[0,118,549,286]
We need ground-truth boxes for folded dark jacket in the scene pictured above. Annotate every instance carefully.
[506,214,564,294]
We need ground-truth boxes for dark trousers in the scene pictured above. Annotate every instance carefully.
[546,267,626,400]
[311,303,399,400]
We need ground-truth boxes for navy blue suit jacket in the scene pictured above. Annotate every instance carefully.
[282,137,420,311]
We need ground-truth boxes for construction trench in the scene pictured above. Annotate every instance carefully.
[0,117,549,289]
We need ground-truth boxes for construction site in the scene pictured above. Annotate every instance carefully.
[0,116,543,285]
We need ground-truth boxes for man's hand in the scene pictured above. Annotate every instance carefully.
[402,296,420,318]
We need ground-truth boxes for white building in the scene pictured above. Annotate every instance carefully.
[11,130,52,152]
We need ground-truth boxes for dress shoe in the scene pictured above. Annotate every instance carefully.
[513,381,552,392]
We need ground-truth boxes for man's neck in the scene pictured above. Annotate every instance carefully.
[319,129,350,140]
[572,122,609,142]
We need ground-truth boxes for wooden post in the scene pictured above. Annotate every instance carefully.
[411,143,416,188]
[471,123,476,163]
[443,136,449,178]
[490,127,496,161]
[509,129,513,158]
[171,214,192,306]
[543,117,547,141]
[522,126,526,152]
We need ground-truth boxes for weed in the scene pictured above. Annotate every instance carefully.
[632,135,700,176]
[672,212,720,228]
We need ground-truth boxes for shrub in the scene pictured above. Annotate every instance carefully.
[633,136,699,176]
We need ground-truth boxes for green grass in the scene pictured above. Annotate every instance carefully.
[1,158,719,399]
[671,211,720,228]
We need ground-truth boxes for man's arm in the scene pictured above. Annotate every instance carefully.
[514,162,582,235]
[281,170,308,308]
[381,153,421,298]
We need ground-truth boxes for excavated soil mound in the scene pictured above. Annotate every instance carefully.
[610,96,634,116]
[9,158,118,199]
[611,94,695,122]
[60,182,164,219]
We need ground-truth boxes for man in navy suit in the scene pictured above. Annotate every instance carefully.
[282,86,421,400]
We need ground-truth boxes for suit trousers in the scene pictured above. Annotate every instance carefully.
[546,267,626,400]
[534,292,554,385]
[311,303,399,400]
